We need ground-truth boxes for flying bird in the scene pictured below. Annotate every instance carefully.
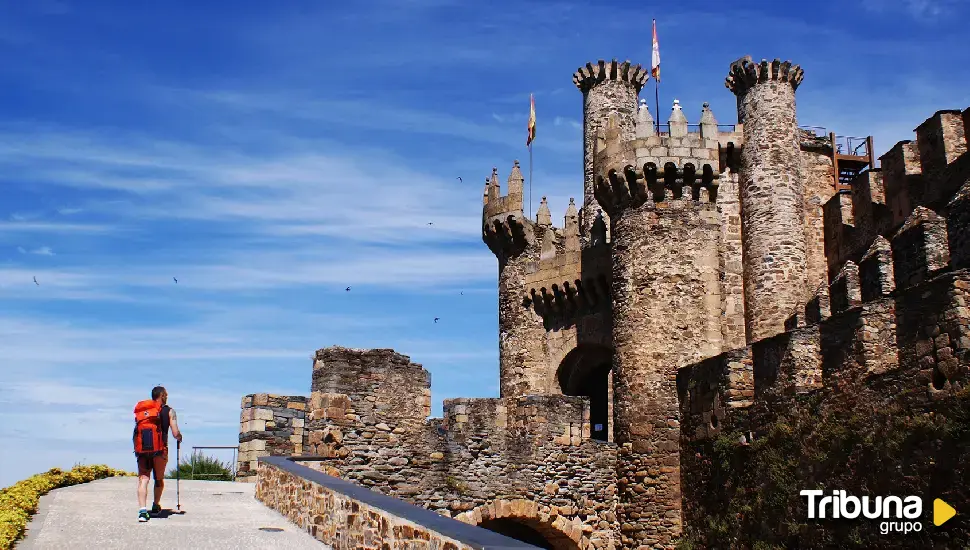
[173,277,178,284]
[33,276,38,286]
[428,222,433,226]
[434,317,439,323]
[460,291,463,295]
[456,177,462,183]
[345,286,351,292]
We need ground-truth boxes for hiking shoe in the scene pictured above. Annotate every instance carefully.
[138,510,150,522]
[150,503,161,515]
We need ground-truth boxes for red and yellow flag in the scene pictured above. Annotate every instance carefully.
[651,19,660,82]
[527,93,536,147]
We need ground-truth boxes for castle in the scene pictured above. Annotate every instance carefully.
[237,55,970,549]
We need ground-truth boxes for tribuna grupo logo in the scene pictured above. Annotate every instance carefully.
[800,490,923,534]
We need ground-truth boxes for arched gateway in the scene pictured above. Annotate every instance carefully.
[454,499,586,550]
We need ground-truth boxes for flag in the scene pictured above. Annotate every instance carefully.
[527,93,536,147]
[651,19,660,82]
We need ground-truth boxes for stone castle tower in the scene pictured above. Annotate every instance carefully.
[481,55,833,545]
[239,54,970,549]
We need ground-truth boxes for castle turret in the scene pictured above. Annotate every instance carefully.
[482,161,549,399]
[574,59,649,241]
[726,57,810,343]
[592,122,723,545]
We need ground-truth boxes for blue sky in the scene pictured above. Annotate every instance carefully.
[1,0,968,487]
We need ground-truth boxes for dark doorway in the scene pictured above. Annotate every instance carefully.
[557,345,613,442]
[479,518,555,549]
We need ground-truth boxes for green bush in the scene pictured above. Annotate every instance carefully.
[167,451,234,481]
[0,464,133,549]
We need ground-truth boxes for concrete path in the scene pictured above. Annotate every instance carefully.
[17,477,329,549]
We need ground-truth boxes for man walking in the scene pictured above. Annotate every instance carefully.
[133,386,182,522]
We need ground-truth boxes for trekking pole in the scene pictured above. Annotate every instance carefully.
[176,440,181,512]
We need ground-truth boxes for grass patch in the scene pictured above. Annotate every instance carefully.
[167,451,234,481]
[0,464,133,549]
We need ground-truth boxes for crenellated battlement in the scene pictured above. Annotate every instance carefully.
[879,108,969,225]
[593,162,721,215]
[522,273,611,329]
[483,163,524,220]
[724,56,805,95]
[594,101,742,176]
[824,105,969,283]
[572,59,649,94]
[681,163,970,444]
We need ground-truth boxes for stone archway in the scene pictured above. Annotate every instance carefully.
[557,344,613,441]
[454,499,587,550]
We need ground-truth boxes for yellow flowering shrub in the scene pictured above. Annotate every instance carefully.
[0,464,133,549]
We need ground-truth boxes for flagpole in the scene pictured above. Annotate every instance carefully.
[529,143,533,219]
[652,18,660,133]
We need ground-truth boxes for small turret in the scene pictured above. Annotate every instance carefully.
[536,196,552,226]
[564,198,580,251]
[636,99,655,138]
[483,168,500,205]
[507,160,525,206]
[668,99,688,137]
[699,102,718,140]
[482,162,533,261]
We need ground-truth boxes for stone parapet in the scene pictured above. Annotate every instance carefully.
[256,457,544,550]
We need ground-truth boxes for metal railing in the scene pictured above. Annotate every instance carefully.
[835,135,870,157]
[187,445,239,481]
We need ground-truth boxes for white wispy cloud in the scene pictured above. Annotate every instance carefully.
[861,0,963,19]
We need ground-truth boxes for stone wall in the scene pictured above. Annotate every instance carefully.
[676,185,970,548]
[829,108,970,280]
[237,393,307,481]
[799,130,838,295]
[256,456,544,550]
[296,347,619,549]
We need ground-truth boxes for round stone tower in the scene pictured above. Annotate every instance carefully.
[726,57,809,343]
[593,134,723,546]
[573,59,649,242]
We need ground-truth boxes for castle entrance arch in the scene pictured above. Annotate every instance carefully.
[556,344,613,442]
[457,499,584,550]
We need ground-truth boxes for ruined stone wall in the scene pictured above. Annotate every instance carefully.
[727,58,810,343]
[237,394,307,481]
[677,167,970,547]
[298,347,619,549]
[574,60,648,240]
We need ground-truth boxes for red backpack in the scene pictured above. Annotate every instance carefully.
[133,399,165,455]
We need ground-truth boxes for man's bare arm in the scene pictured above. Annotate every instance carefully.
[169,408,183,443]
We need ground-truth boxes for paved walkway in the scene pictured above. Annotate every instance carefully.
[17,477,328,549]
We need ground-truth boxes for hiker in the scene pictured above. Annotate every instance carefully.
[133,385,182,522]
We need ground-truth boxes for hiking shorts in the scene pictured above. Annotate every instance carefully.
[136,449,168,480]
